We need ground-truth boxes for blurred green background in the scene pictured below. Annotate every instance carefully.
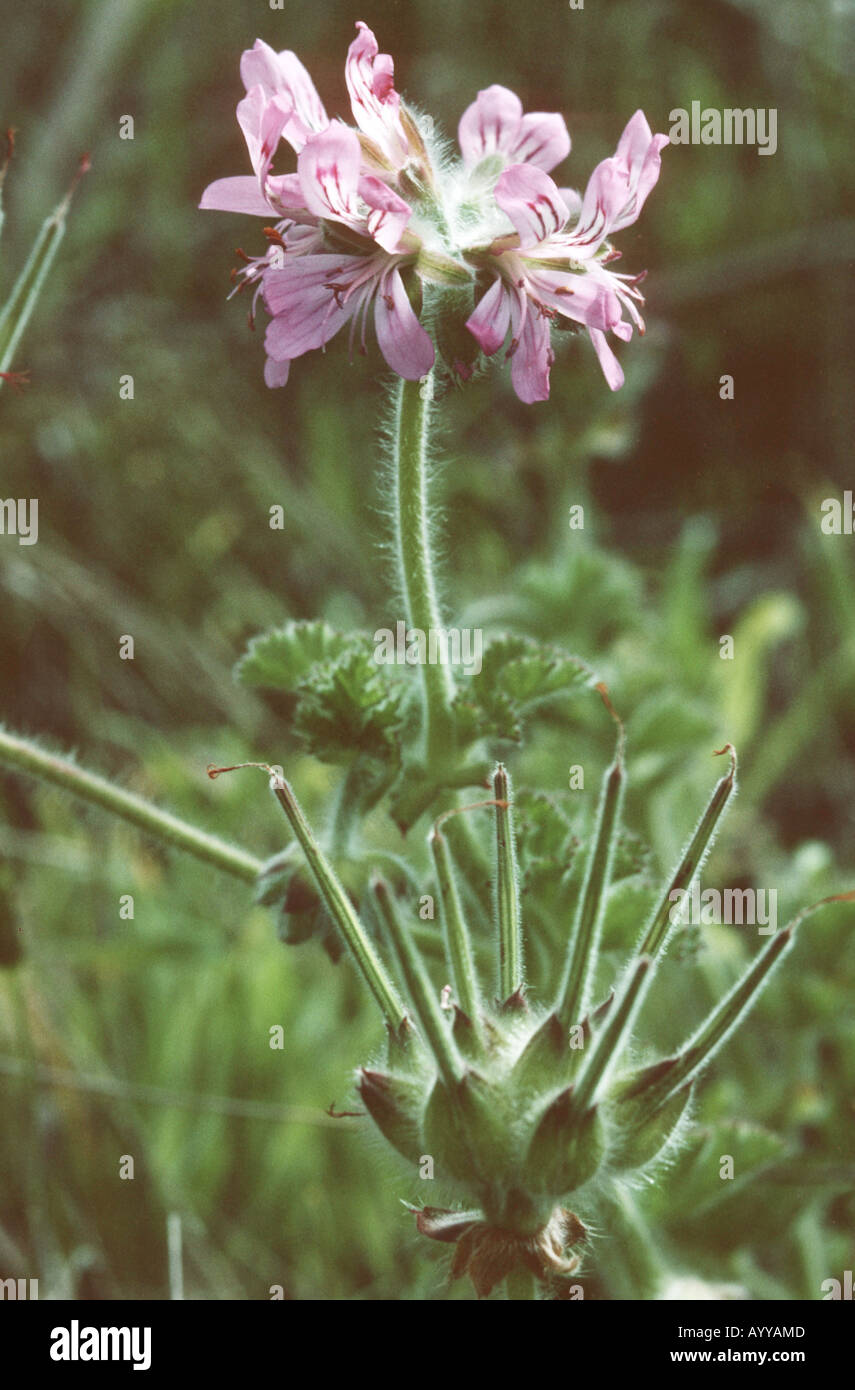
[0,0,853,1299]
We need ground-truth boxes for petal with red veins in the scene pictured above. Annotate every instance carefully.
[265,172,308,212]
[241,39,327,150]
[531,270,622,334]
[237,86,293,187]
[495,164,570,248]
[571,157,629,251]
[373,269,435,379]
[466,277,512,356]
[345,21,408,166]
[458,84,523,167]
[359,175,412,253]
[615,109,656,176]
[511,111,571,172]
[510,305,553,403]
[263,254,360,357]
[297,125,362,223]
[199,176,272,215]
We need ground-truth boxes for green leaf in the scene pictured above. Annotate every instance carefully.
[479,635,593,712]
[293,647,408,763]
[452,636,593,747]
[234,620,355,692]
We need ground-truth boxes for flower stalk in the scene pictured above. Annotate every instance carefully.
[392,373,458,766]
[0,728,261,883]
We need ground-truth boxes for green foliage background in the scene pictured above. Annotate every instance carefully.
[0,0,853,1298]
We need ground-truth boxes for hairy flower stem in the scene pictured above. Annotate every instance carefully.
[392,374,457,766]
[267,774,406,1029]
[0,728,261,883]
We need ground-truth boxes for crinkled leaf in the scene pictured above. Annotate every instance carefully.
[293,647,408,763]
[235,620,355,693]
[479,635,593,712]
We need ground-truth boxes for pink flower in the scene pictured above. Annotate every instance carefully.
[256,124,434,384]
[466,112,668,399]
[200,24,667,398]
[458,84,570,174]
[297,124,413,254]
[345,21,411,170]
[263,249,435,382]
[239,38,328,152]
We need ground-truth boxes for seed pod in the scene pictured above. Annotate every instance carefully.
[358,1068,426,1163]
[422,1074,476,1182]
[524,1088,606,1196]
[510,1012,568,1094]
[609,1084,693,1170]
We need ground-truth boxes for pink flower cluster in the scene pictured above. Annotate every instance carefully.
[200,22,668,401]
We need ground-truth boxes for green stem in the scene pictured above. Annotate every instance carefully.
[269,776,406,1029]
[392,374,456,765]
[372,877,464,1088]
[0,727,261,883]
[0,158,88,380]
[557,733,625,1031]
[329,760,366,857]
[493,765,523,1000]
[571,957,651,1116]
[639,747,737,959]
[430,827,482,1032]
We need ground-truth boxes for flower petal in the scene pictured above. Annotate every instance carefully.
[511,112,571,172]
[466,276,512,356]
[373,268,435,379]
[359,174,412,253]
[510,302,553,403]
[345,21,408,167]
[297,125,362,224]
[240,38,327,150]
[237,86,292,187]
[495,164,570,248]
[589,326,625,391]
[263,254,359,358]
[458,84,523,167]
[264,355,291,388]
[199,176,272,215]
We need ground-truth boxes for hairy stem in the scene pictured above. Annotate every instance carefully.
[372,877,464,1087]
[430,827,482,1032]
[0,727,261,883]
[493,765,523,1000]
[268,775,406,1030]
[392,374,456,764]
[557,707,625,1029]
